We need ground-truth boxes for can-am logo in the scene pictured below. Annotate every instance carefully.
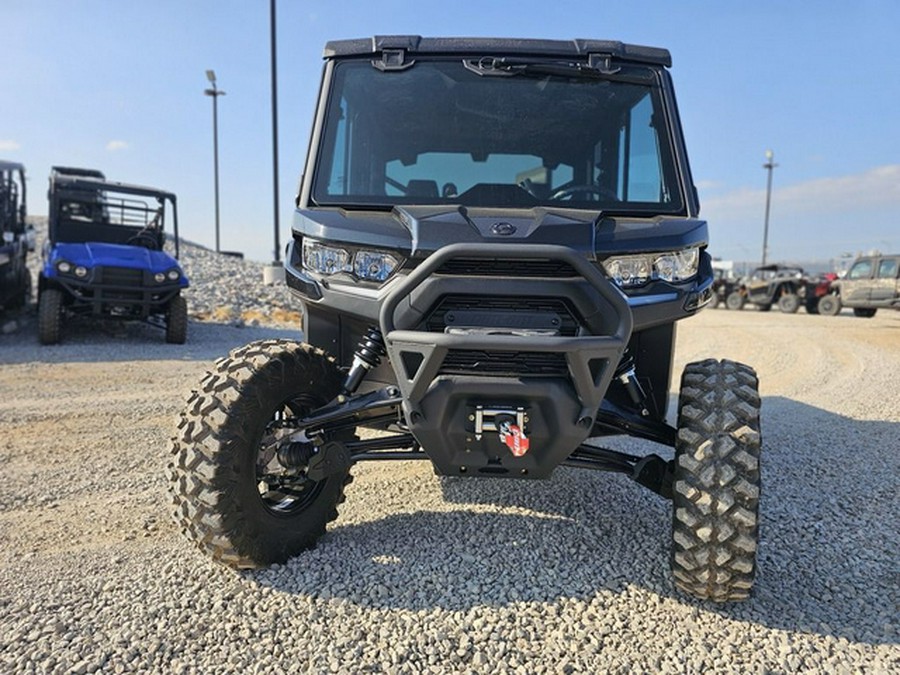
[490,222,517,236]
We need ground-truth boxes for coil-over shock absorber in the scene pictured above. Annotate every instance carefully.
[341,326,387,394]
[615,350,652,417]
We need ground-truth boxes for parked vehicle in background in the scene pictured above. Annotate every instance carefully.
[0,160,35,311]
[709,261,739,309]
[818,254,900,317]
[801,272,837,314]
[727,264,807,313]
[38,167,189,344]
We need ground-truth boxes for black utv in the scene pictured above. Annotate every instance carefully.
[170,37,762,602]
[0,160,35,311]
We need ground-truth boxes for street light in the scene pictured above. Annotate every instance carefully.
[269,0,281,264]
[204,70,226,253]
[761,149,778,266]
[262,0,287,285]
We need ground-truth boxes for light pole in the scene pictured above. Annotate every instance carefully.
[269,0,280,264]
[204,70,225,253]
[761,149,778,266]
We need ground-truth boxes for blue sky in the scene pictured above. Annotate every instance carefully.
[2,0,898,264]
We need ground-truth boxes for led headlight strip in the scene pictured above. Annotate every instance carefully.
[302,239,400,283]
[602,247,700,288]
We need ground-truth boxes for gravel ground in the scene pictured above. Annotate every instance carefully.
[1,277,898,672]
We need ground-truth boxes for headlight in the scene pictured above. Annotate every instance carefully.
[74,266,88,278]
[654,248,699,283]
[57,261,72,274]
[603,255,652,287]
[603,247,701,288]
[303,240,352,275]
[166,268,181,281]
[353,250,399,282]
[154,272,166,283]
[302,239,400,282]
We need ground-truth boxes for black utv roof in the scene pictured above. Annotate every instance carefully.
[51,174,177,202]
[324,36,672,67]
[51,166,106,180]
[0,160,26,173]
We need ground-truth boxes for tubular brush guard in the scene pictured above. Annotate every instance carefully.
[378,243,633,478]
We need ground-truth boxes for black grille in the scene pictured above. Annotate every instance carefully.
[436,258,579,278]
[425,295,581,336]
[99,266,144,287]
[440,350,568,376]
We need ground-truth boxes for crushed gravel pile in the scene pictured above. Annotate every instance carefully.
[1,248,899,671]
[175,242,301,328]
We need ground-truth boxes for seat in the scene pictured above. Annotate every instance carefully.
[405,179,439,198]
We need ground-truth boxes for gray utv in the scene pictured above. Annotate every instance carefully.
[170,36,761,602]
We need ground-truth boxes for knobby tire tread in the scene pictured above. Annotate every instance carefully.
[167,339,352,569]
[672,358,762,602]
[38,288,63,345]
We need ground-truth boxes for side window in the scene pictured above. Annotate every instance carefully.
[877,258,898,279]
[848,261,872,280]
[617,94,664,202]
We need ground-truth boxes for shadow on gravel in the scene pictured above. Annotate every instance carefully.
[0,314,301,364]
[249,396,898,647]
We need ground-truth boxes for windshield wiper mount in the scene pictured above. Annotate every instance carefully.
[463,55,621,79]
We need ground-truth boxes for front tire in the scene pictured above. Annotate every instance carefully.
[778,293,800,313]
[165,295,188,344]
[725,292,745,311]
[672,359,761,602]
[168,340,353,568]
[6,267,30,309]
[38,288,64,345]
[817,294,841,316]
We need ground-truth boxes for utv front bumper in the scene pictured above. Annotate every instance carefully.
[45,267,183,319]
[287,240,712,478]
[374,243,632,477]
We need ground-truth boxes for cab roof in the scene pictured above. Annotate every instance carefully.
[324,36,671,67]
[51,174,177,202]
[0,160,25,173]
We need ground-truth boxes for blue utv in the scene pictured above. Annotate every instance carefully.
[1,160,35,311]
[38,167,189,344]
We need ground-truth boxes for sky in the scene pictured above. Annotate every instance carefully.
[1,0,898,265]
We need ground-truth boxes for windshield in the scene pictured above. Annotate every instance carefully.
[312,59,684,212]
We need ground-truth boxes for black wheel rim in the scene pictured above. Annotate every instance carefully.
[255,393,327,515]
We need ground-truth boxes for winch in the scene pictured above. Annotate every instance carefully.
[470,405,530,456]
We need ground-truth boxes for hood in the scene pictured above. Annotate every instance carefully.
[46,242,188,287]
[294,206,708,258]
[50,242,180,273]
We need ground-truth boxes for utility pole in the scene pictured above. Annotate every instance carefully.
[761,149,778,266]
[205,70,226,253]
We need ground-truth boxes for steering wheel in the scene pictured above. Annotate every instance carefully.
[550,184,618,201]
[127,231,161,250]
